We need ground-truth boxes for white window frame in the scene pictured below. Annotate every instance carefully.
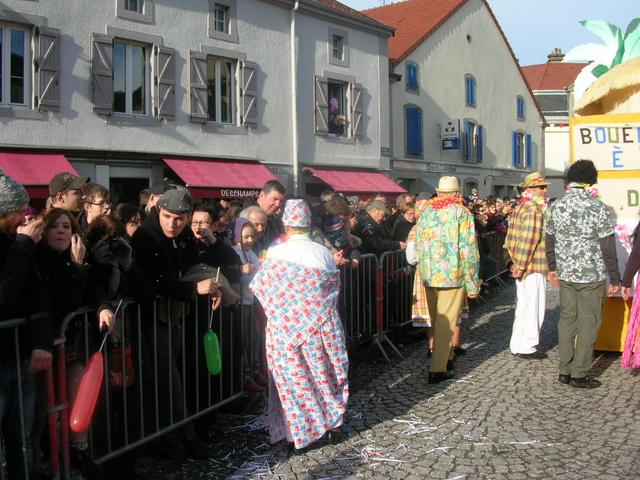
[464,119,479,163]
[112,38,151,116]
[328,27,349,67]
[124,0,143,12]
[116,0,154,23]
[206,55,238,125]
[0,22,31,108]
[214,5,229,33]
[208,0,238,43]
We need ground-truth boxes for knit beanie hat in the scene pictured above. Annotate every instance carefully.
[0,168,29,217]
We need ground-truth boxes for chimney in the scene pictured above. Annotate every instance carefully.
[547,48,565,63]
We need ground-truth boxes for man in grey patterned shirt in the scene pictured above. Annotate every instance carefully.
[545,160,620,389]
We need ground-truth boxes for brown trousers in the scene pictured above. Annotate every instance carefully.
[425,286,465,372]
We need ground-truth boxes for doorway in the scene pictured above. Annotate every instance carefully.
[110,177,149,205]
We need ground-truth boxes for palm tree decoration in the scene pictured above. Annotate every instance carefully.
[564,18,640,104]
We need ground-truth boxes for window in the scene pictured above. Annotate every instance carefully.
[327,80,347,136]
[214,5,229,33]
[124,0,143,12]
[332,35,344,61]
[0,24,30,106]
[512,131,532,168]
[465,74,476,107]
[328,28,349,67]
[113,40,149,115]
[209,1,238,42]
[116,0,153,22]
[406,62,419,93]
[405,105,423,157]
[206,56,237,124]
[516,95,525,120]
[463,120,483,163]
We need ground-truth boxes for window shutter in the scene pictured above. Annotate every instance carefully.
[470,78,476,105]
[189,51,208,123]
[526,134,533,168]
[155,46,175,120]
[240,60,258,128]
[406,108,421,156]
[462,121,471,162]
[350,83,363,139]
[512,131,518,167]
[476,124,483,163]
[35,27,60,112]
[314,76,329,136]
[91,34,114,115]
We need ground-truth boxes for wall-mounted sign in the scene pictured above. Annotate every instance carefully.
[442,138,460,150]
[426,162,457,173]
[441,120,459,139]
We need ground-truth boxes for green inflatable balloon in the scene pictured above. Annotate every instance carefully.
[203,329,222,375]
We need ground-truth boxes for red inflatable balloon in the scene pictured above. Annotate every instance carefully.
[70,352,104,433]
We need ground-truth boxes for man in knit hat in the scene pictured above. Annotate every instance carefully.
[505,171,549,359]
[1,169,52,479]
[250,199,349,451]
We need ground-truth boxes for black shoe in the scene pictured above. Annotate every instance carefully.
[446,359,455,372]
[184,436,210,460]
[70,448,104,480]
[558,374,571,384]
[327,427,346,445]
[570,376,601,389]
[515,351,547,360]
[427,348,432,358]
[428,371,454,384]
[453,346,466,356]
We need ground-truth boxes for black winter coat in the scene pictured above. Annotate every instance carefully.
[130,208,200,303]
[355,213,402,257]
[0,232,52,362]
[195,235,242,284]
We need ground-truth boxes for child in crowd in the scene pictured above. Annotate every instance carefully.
[232,219,264,392]
[323,196,361,268]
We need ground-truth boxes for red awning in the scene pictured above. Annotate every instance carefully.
[0,151,79,197]
[164,157,278,199]
[305,167,406,195]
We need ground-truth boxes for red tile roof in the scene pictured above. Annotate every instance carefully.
[521,62,588,90]
[310,0,393,30]
[364,0,545,120]
[363,0,467,64]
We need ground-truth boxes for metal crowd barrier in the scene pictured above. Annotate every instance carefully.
[481,231,510,286]
[4,241,512,473]
[0,314,58,480]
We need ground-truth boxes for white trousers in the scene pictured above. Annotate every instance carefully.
[510,272,546,354]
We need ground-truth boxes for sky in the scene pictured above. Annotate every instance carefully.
[341,0,639,66]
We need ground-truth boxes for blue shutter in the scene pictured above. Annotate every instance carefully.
[463,121,471,162]
[471,77,476,105]
[526,134,533,168]
[476,124,483,163]
[406,107,422,156]
[465,77,470,105]
[512,131,518,167]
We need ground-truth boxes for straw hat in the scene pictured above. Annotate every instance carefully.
[519,172,549,189]
[436,176,460,193]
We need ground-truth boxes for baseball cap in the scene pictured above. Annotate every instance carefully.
[157,188,193,214]
[49,172,90,196]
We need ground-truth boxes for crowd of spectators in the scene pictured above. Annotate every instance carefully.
[0,166,520,479]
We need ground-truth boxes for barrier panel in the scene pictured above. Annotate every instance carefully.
[339,254,378,347]
[56,296,257,467]
[481,231,509,285]
[0,315,58,480]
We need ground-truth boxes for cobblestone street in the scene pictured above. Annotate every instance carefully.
[140,283,640,480]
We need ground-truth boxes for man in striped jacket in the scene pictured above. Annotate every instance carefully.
[505,172,549,359]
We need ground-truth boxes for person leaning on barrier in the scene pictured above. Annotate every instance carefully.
[130,188,220,459]
[0,169,51,480]
[355,200,406,257]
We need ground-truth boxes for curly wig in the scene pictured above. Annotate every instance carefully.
[566,159,598,186]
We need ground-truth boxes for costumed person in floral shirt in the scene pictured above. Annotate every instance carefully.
[505,171,549,359]
[250,199,349,451]
[415,177,480,383]
[545,160,620,389]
